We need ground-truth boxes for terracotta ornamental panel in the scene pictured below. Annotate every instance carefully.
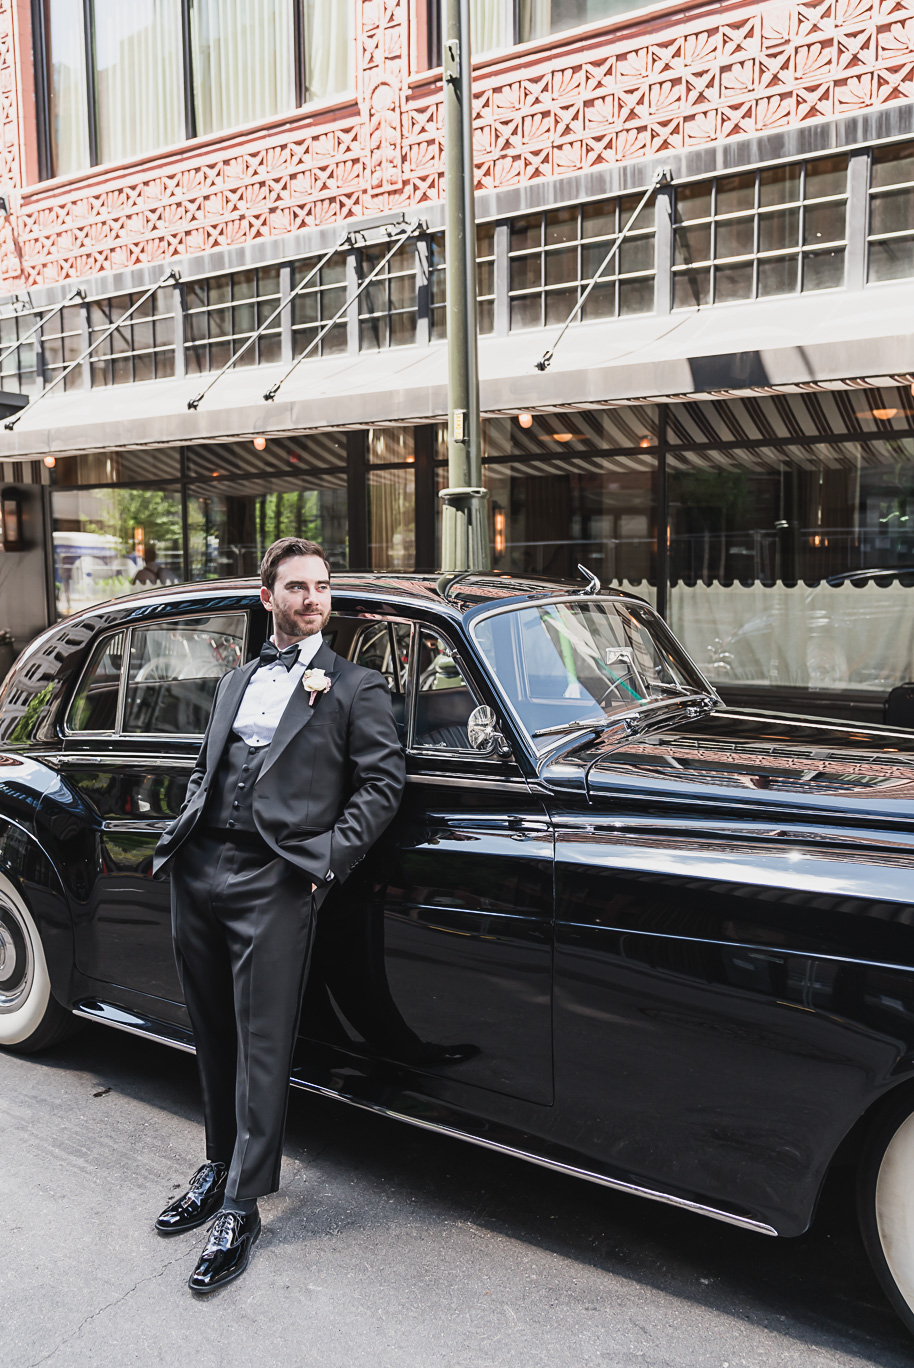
[0,0,912,289]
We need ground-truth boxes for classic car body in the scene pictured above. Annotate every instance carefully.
[3,572,914,1329]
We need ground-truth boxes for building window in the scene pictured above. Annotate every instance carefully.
[184,267,282,375]
[429,224,496,341]
[291,253,348,358]
[88,292,176,387]
[867,141,914,284]
[424,0,641,64]
[33,0,355,179]
[508,197,655,332]
[359,244,417,351]
[41,303,84,392]
[673,157,848,309]
[0,310,39,394]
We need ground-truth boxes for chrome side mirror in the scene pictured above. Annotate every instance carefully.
[468,704,511,756]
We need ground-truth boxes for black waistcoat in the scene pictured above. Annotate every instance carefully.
[206,732,268,832]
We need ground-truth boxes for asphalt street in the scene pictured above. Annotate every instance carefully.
[3,1022,914,1368]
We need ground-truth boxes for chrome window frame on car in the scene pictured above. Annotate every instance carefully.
[62,608,250,741]
[465,593,717,757]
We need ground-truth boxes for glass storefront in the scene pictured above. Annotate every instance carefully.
[45,385,914,720]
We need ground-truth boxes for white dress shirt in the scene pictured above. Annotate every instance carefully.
[232,633,324,748]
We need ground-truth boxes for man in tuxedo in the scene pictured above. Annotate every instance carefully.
[152,537,405,1294]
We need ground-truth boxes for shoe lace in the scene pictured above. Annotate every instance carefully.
[203,1212,239,1254]
[187,1163,219,1201]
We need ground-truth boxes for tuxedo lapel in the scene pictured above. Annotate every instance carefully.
[206,659,258,773]
[258,641,341,781]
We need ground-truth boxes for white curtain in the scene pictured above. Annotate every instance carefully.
[471,0,513,54]
[517,0,552,42]
[302,0,353,102]
[668,581,914,693]
[190,0,295,136]
[47,0,90,175]
[93,0,184,163]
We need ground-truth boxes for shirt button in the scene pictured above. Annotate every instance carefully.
[227,820,235,828]
[233,801,240,809]
[238,782,245,789]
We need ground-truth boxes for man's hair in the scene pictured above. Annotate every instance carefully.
[260,538,331,591]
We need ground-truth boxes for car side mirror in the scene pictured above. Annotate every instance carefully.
[468,704,512,756]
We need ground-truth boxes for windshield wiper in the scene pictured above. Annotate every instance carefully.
[533,691,717,741]
[532,716,609,738]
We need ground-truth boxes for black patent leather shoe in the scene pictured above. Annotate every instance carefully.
[155,1162,228,1236]
[188,1209,261,1295]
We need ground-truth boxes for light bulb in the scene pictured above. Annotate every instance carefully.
[252,436,267,451]
[518,413,533,429]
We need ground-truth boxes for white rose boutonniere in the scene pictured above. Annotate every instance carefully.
[302,667,331,707]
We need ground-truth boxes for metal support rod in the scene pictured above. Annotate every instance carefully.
[0,288,85,371]
[440,0,488,573]
[188,237,347,410]
[4,270,180,430]
[535,170,668,372]
[263,221,421,402]
[655,403,669,622]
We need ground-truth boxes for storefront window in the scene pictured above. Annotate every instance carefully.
[368,427,415,570]
[39,0,91,177]
[51,485,184,617]
[667,391,914,697]
[187,475,348,579]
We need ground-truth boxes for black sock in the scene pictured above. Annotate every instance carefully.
[222,1195,258,1217]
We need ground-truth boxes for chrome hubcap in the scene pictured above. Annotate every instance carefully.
[0,902,33,1013]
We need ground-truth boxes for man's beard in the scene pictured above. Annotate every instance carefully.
[272,601,330,640]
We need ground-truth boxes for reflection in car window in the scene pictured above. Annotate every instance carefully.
[352,621,410,741]
[412,629,480,751]
[67,632,126,733]
[122,613,246,735]
[472,599,706,749]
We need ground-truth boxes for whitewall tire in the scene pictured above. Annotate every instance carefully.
[0,876,75,1053]
[859,1091,914,1337]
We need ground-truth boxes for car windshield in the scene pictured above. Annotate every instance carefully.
[471,598,712,751]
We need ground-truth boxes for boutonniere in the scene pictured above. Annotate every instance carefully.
[302,667,331,707]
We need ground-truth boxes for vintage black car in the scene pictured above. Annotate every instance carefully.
[3,572,914,1332]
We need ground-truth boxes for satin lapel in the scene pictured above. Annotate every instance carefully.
[258,641,341,781]
[206,660,258,774]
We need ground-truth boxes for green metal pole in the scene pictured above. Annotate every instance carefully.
[439,0,489,572]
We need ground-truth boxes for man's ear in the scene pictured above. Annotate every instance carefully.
[260,585,273,612]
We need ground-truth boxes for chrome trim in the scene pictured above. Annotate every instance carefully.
[406,773,527,790]
[72,997,777,1237]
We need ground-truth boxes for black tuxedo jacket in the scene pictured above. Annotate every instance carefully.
[152,640,405,889]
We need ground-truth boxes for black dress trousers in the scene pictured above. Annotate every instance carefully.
[171,830,316,1201]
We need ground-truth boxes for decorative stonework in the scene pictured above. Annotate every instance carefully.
[1,0,914,290]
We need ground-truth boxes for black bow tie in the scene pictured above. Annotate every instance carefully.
[259,641,301,671]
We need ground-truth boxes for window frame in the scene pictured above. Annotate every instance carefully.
[63,610,249,741]
[31,0,355,181]
[407,622,486,757]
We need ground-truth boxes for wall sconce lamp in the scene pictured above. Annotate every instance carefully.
[493,502,506,559]
[1,489,24,552]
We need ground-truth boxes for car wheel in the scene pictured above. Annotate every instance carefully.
[0,881,77,1054]
[858,1090,914,1335]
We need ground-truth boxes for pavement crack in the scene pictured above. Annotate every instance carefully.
[25,1249,191,1368]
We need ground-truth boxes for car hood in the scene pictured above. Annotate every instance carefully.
[539,705,914,826]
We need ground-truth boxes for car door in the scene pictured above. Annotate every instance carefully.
[55,607,253,1018]
[305,616,556,1106]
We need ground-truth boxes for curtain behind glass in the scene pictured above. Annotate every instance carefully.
[93,0,184,163]
[302,0,353,102]
[44,0,90,176]
[472,0,512,52]
[190,0,295,136]
[519,0,636,41]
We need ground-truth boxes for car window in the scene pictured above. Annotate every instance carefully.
[122,613,246,735]
[353,622,410,693]
[412,629,480,751]
[67,632,126,733]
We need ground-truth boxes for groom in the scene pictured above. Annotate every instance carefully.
[152,537,405,1294]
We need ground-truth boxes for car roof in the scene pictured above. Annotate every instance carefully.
[57,571,643,623]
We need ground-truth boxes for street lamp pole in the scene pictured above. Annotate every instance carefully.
[439,0,489,573]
